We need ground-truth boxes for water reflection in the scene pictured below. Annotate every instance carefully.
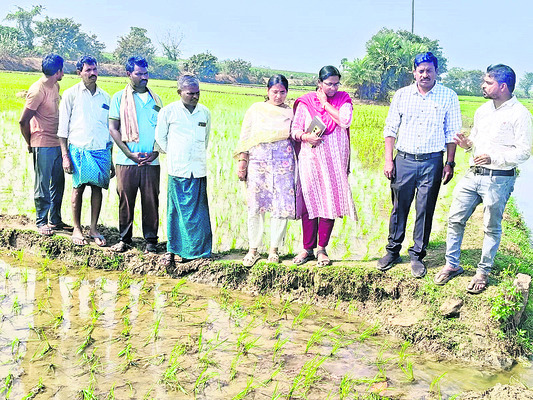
[0,257,531,399]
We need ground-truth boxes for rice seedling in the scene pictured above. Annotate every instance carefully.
[11,296,21,315]
[161,342,189,393]
[104,384,116,400]
[30,328,55,361]
[397,342,415,382]
[15,249,24,261]
[77,324,96,355]
[21,378,45,399]
[144,313,162,344]
[292,303,313,327]
[305,325,329,353]
[118,342,138,371]
[272,336,289,363]
[339,374,354,399]
[429,372,447,400]
[232,374,255,400]
[0,373,13,399]
[193,366,219,394]
[287,355,327,398]
[358,322,380,342]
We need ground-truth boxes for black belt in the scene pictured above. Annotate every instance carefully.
[397,150,443,161]
[470,166,515,176]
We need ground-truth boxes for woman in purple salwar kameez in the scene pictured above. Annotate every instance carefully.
[291,66,356,266]
[235,75,297,266]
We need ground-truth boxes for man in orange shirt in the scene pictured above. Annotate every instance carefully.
[19,54,73,236]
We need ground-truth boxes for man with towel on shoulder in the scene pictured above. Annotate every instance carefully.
[109,56,163,253]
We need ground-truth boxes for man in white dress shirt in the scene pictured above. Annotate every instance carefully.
[155,74,212,265]
[434,64,532,293]
[58,56,114,246]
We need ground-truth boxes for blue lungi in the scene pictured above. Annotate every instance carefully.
[167,176,212,259]
[69,142,112,189]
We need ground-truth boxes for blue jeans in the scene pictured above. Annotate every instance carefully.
[445,171,516,275]
[32,147,65,227]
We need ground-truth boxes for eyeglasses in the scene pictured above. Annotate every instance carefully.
[322,82,341,88]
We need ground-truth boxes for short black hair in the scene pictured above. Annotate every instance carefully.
[414,52,438,70]
[486,64,516,93]
[125,56,148,73]
[76,55,97,71]
[42,54,64,76]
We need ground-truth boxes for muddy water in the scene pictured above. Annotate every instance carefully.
[0,257,531,400]
[514,158,533,236]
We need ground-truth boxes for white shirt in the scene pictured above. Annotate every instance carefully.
[384,83,462,154]
[155,100,211,178]
[469,96,532,170]
[58,82,111,150]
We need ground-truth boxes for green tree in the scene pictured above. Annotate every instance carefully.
[4,4,43,49]
[183,52,219,80]
[519,72,533,98]
[114,27,155,65]
[35,17,105,60]
[220,58,251,82]
[0,25,25,57]
[344,28,447,101]
[441,68,483,96]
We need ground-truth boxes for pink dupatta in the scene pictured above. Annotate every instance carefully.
[293,91,352,136]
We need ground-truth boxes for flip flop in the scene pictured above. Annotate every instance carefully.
[37,225,54,236]
[292,250,315,266]
[243,252,261,267]
[466,273,489,294]
[434,265,464,285]
[267,252,280,263]
[90,234,106,247]
[316,249,331,267]
[160,252,175,267]
[72,236,88,246]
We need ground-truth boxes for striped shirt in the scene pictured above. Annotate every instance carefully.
[384,83,462,154]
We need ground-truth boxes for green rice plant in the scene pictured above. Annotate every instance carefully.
[277,298,292,319]
[305,325,329,353]
[287,355,327,398]
[79,384,99,400]
[339,374,354,399]
[120,316,131,339]
[397,342,415,382]
[272,336,289,363]
[292,303,313,327]
[11,296,21,315]
[118,342,138,371]
[21,268,29,284]
[77,324,96,355]
[0,373,13,399]
[105,384,116,400]
[144,314,162,344]
[31,328,55,361]
[10,337,21,355]
[161,343,189,394]
[193,366,219,394]
[15,249,24,261]
[429,372,447,400]
[232,375,255,400]
[229,353,241,381]
[358,322,380,342]
[21,378,45,399]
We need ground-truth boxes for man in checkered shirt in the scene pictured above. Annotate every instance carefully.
[377,52,462,278]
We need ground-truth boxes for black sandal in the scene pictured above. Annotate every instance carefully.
[292,249,315,265]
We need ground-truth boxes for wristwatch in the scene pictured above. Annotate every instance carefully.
[445,161,456,168]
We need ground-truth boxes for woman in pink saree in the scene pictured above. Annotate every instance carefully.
[291,65,356,266]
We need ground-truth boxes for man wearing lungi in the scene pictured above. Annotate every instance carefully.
[155,74,212,265]
[109,57,163,253]
[58,56,113,246]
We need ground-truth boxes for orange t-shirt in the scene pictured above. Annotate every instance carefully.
[25,77,60,147]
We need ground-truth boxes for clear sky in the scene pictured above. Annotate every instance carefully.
[1,0,532,79]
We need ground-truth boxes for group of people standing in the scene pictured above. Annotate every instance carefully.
[19,51,532,294]
[20,54,212,263]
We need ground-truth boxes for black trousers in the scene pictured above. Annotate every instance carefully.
[386,154,443,261]
[115,165,160,244]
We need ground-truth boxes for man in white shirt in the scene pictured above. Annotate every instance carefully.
[58,56,114,246]
[155,74,212,265]
[434,64,532,293]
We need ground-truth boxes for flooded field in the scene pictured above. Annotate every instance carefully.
[1,255,532,400]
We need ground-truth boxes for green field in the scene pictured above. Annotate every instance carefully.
[1,71,531,259]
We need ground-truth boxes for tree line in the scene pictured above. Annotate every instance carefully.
[2,6,532,98]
